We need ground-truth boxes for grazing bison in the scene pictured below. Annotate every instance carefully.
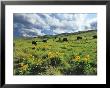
[55,37,57,39]
[93,35,97,39]
[63,38,68,42]
[77,36,82,40]
[42,39,48,42]
[32,41,37,45]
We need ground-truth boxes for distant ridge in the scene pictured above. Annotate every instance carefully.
[14,30,97,39]
[33,30,97,39]
[57,30,97,36]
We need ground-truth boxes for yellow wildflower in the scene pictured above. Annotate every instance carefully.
[84,58,88,62]
[86,55,90,58]
[21,64,28,71]
[75,56,80,61]
[48,52,51,54]
[83,55,90,62]
[48,51,60,58]
[56,52,59,55]
[48,52,53,58]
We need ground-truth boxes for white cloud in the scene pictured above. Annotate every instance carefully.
[14,13,97,37]
[53,28,66,34]
[88,17,97,24]
[20,28,45,37]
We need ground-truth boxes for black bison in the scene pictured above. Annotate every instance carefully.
[93,35,97,39]
[32,41,37,45]
[55,37,57,39]
[63,38,68,42]
[77,36,82,40]
[42,39,48,42]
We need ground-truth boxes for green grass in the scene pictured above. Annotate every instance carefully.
[13,30,97,75]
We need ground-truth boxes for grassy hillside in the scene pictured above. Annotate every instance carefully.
[13,30,97,75]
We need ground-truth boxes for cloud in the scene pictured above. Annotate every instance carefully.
[14,13,97,37]
[19,28,45,37]
[88,18,97,24]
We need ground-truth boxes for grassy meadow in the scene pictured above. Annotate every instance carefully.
[13,30,97,75]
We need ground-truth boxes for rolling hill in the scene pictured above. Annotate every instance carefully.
[13,30,97,75]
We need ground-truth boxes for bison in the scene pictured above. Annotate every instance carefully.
[55,37,57,39]
[77,36,82,40]
[32,41,37,45]
[93,35,97,39]
[63,38,68,42]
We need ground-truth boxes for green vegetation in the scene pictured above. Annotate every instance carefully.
[13,30,97,75]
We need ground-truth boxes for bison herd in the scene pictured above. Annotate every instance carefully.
[31,35,97,47]
[13,35,97,50]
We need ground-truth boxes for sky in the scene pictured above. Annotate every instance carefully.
[13,13,97,37]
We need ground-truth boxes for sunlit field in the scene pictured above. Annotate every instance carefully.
[13,30,97,75]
